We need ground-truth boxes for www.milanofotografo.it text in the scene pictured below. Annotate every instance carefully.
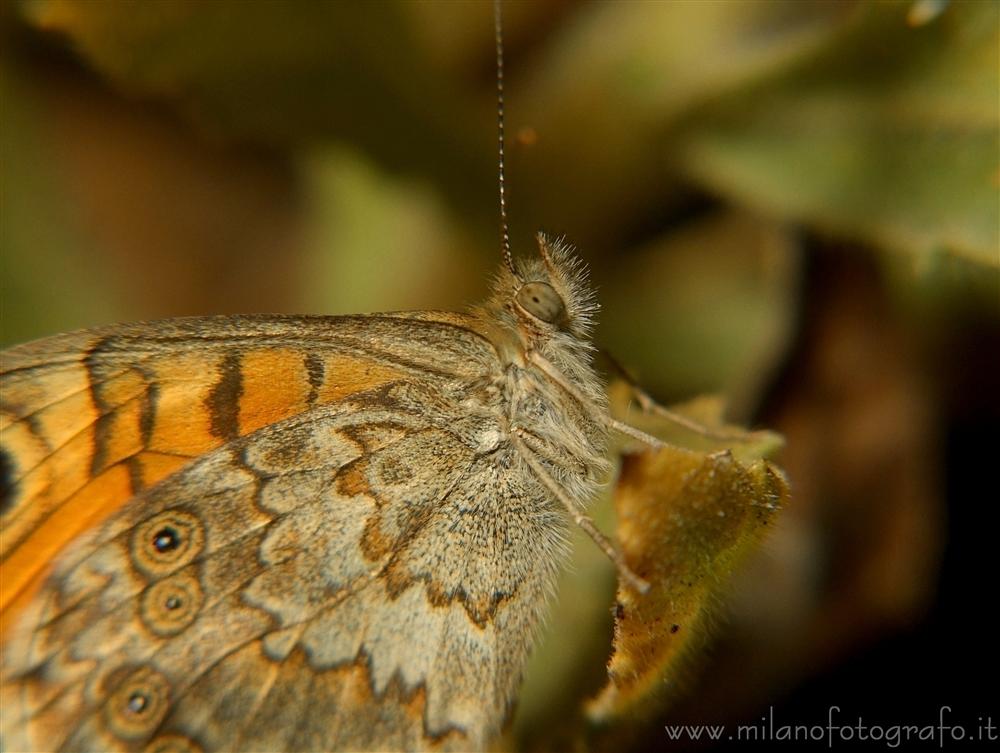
[664,706,996,747]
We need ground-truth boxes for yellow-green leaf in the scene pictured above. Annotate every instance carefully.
[607,381,785,463]
[587,444,789,725]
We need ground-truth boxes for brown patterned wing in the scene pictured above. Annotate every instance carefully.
[0,313,492,623]
[1,314,565,751]
[1,379,563,752]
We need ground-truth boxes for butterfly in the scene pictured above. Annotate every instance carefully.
[0,4,660,752]
[1,234,657,753]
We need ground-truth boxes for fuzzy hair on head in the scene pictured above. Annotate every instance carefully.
[488,233,599,342]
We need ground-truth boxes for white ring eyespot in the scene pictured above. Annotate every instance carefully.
[516,282,565,324]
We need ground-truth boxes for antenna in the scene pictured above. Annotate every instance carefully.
[494,0,516,276]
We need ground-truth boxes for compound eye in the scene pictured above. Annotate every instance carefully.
[516,282,566,324]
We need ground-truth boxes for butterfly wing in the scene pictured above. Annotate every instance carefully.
[2,314,564,751]
[0,313,485,618]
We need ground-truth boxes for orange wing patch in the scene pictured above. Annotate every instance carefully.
[238,350,409,436]
[238,349,315,436]
[1,464,132,629]
[1,334,407,623]
[145,351,231,457]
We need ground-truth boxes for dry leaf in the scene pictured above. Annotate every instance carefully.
[587,442,789,727]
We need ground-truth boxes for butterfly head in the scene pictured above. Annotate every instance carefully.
[482,233,599,361]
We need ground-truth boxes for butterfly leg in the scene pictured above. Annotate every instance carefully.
[598,348,761,443]
[510,429,650,595]
[527,350,666,450]
[508,424,590,477]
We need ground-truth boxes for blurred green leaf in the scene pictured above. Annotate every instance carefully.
[17,0,497,230]
[510,0,859,254]
[676,0,1000,266]
[300,147,485,317]
[598,211,800,406]
[0,58,124,346]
